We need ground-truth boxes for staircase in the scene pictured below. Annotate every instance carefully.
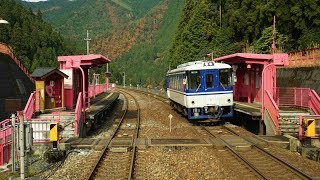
[278,108,311,137]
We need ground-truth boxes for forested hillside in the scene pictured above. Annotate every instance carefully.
[14,0,320,87]
[169,0,320,68]
[101,0,184,87]
[0,0,75,72]
[21,0,163,53]
[21,0,184,87]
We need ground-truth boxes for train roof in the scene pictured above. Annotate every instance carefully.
[167,61,231,74]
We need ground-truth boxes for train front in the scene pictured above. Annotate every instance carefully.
[185,62,234,120]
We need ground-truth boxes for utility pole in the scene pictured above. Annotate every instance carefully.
[123,72,126,87]
[84,30,91,55]
[19,115,25,179]
[219,0,222,28]
[272,16,277,54]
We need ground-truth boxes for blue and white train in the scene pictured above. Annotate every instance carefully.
[166,60,234,120]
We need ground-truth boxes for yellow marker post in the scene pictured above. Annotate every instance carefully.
[50,123,59,150]
[304,119,315,137]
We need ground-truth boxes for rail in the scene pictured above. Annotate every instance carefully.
[288,48,320,68]
[202,127,267,179]
[223,126,314,179]
[0,43,34,83]
[127,91,140,180]
[23,91,36,121]
[74,92,83,137]
[262,90,279,132]
[87,90,129,180]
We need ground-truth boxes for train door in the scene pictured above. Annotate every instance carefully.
[203,70,217,92]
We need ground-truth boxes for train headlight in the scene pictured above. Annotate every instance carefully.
[227,99,231,103]
[192,101,195,104]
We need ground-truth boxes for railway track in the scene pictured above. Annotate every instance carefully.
[203,126,314,179]
[120,87,169,104]
[86,90,140,180]
[43,88,320,179]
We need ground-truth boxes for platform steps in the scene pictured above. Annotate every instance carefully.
[33,112,76,139]
[278,111,311,137]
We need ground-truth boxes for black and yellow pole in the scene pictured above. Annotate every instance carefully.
[50,123,59,150]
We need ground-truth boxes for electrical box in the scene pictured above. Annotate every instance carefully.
[50,123,59,142]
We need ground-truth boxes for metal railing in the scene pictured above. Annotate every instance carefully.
[288,48,320,68]
[0,119,12,166]
[275,87,320,115]
[28,118,59,144]
[74,92,83,137]
[88,84,105,98]
[309,90,320,115]
[263,90,279,131]
[23,91,36,121]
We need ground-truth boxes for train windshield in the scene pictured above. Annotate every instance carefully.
[187,70,200,90]
[219,68,232,88]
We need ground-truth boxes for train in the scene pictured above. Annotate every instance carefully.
[166,60,234,120]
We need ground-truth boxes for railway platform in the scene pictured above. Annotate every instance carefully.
[86,92,119,123]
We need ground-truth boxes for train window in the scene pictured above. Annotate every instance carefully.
[219,69,232,88]
[206,74,214,88]
[187,70,200,89]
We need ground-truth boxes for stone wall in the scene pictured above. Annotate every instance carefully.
[277,67,320,94]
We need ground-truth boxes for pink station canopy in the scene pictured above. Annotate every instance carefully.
[214,53,288,66]
[58,54,111,69]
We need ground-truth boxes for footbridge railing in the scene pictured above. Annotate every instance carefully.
[0,43,34,83]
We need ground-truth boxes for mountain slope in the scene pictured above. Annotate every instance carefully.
[20,0,185,87]
[21,0,163,53]
[0,0,74,72]
[169,0,320,67]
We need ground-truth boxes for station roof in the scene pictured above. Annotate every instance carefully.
[214,53,288,66]
[58,54,111,68]
[31,67,68,80]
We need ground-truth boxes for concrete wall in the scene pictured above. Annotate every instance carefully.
[277,67,320,94]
